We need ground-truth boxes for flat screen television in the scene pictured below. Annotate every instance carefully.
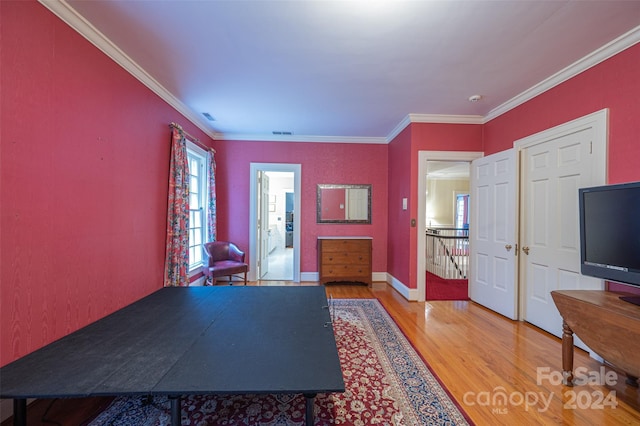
[579,181,640,306]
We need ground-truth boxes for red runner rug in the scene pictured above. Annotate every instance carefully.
[90,299,471,425]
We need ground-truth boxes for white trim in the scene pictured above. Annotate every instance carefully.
[372,272,387,282]
[513,108,609,154]
[409,114,484,125]
[385,115,413,142]
[186,139,207,157]
[385,114,484,142]
[249,163,302,282]
[300,272,319,282]
[38,0,221,141]
[485,26,640,123]
[514,108,608,322]
[40,1,639,143]
[386,273,419,301]
[301,272,385,283]
[185,143,208,273]
[417,151,484,302]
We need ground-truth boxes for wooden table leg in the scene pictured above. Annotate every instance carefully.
[562,320,574,386]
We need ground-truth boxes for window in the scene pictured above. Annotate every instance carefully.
[455,193,470,230]
[186,142,208,272]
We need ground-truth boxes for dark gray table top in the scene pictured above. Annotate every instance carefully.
[0,286,345,398]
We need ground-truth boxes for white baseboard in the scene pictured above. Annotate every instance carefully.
[386,274,418,301]
[304,272,415,302]
[372,272,387,282]
[300,272,319,282]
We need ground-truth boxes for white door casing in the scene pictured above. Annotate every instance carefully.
[469,149,519,320]
[249,163,301,282]
[417,151,484,302]
[518,110,607,342]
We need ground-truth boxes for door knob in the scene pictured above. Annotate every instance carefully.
[522,246,530,255]
[505,244,512,251]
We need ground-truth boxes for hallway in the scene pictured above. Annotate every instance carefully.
[262,247,294,280]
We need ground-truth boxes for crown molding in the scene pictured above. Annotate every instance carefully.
[38,0,220,141]
[385,114,484,142]
[39,1,639,143]
[408,113,484,125]
[484,24,640,123]
[219,133,388,144]
[385,115,413,142]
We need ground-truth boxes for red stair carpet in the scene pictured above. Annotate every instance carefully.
[426,271,469,300]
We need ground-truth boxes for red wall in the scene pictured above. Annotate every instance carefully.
[386,127,413,286]
[214,140,389,274]
[483,43,640,294]
[0,1,214,366]
[3,0,639,367]
[386,123,483,289]
[484,43,640,174]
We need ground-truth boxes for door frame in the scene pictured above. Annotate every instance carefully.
[249,163,301,282]
[514,109,608,320]
[417,151,484,302]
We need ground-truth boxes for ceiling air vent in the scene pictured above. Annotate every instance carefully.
[202,112,215,121]
[272,131,293,135]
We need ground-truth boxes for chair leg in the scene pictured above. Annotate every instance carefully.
[243,271,247,285]
[228,275,233,285]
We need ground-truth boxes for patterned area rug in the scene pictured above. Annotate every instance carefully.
[90,299,470,425]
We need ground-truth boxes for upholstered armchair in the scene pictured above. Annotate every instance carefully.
[203,241,248,285]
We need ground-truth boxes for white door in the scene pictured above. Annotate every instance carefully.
[469,149,518,319]
[520,122,605,339]
[257,172,270,278]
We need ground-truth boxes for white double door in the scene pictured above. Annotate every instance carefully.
[470,110,607,339]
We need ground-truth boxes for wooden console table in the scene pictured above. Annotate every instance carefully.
[318,237,372,285]
[551,290,640,386]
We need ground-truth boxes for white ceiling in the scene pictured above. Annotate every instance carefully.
[54,0,640,142]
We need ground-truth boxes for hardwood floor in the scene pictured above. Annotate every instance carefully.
[3,281,639,425]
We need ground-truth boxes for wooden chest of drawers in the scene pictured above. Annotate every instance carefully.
[318,237,372,285]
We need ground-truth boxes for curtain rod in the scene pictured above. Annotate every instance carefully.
[169,122,216,153]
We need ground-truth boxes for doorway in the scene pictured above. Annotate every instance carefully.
[262,171,295,280]
[417,151,484,301]
[249,163,301,282]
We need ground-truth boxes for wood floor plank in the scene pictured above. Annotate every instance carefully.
[3,281,639,425]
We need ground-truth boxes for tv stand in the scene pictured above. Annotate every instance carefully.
[551,290,640,386]
[620,296,640,307]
